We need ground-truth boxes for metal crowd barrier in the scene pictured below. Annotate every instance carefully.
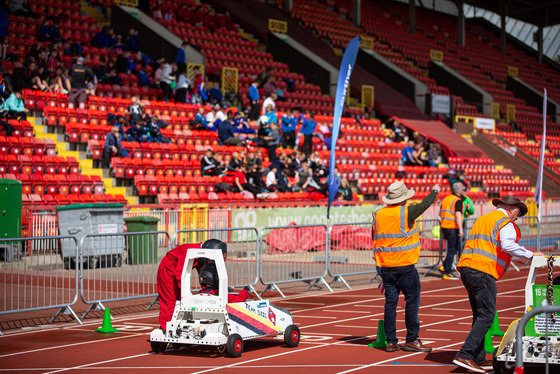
[172,228,260,297]
[259,224,330,298]
[0,236,81,329]
[78,231,171,318]
[327,221,376,289]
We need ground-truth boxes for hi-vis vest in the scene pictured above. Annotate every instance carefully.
[440,194,460,229]
[372,205,421,267]
[457,210,519,280]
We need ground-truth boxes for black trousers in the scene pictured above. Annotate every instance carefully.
[282,131,295,148]
[160,82,171,102]
[249,102,260,120]
[302,134,313,155]
[0,120,14,136]
[102,147,124,168]
[456,267,497,364]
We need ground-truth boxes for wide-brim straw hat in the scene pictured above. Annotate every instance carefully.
[492,196,528,217]
[382,181,415,205]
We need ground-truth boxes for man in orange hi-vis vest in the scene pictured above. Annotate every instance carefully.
[439,182,465,280]
[452,196,543,373]
[372,180,440,353]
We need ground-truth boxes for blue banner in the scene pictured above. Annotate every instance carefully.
[327,37,361,219]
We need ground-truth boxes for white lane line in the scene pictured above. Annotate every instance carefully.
[42,353,152,374]
[294,315,337,319]
[0,333,147,358]
[323,310,372,313]
[426,329,469,333]
[419,314,455,318]
[432,308,473,311]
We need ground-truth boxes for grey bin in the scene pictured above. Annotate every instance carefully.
[57,203,125,269]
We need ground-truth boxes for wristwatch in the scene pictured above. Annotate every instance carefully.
[433,189,440,193]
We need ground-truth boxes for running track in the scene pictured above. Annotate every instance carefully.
[0,262,549,373]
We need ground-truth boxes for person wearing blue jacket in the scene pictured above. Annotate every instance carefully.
[249,81,260,120]
[300,113,316,155]
[281,108,297,148]
[103,125,125,168]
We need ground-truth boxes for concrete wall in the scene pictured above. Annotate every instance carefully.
[357,49,429,114]
[507,76,559,123]
[429,61,493,116]
[267,33,337,96]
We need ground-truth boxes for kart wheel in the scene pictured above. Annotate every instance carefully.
[172,343,182,350]
[284,324,300,347]
[226,333,244,358]
[492,347,505,374]
[150,341,165,353]
[217,345,226,354]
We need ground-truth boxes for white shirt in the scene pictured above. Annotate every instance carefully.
[265,170,276,187]
[206,111,216,123]
[160,63,174,84]
[497,208,533,259]
[262,97,275,114]
[176,74,190,90]
[216,110,226,121]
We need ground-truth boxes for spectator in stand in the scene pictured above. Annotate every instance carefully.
[125,96,143,125]
[205,104,224,131]
[399,139,416,166]
[201,149,224,176]
[300,112,316,156]
[9,0,37,18]
[190,66,204,105]
[153,60,163,86]
[93,57,108,83]
[92,26,112,49]
[218,110,243,146]
[49,66,70,94]
[159,60,176,102]
[339,178,353,201]
[264,104,277,129]
[103,125,125,168]
[68,57,94,109]
[137,64,153,88]
[126,28,139,52]
[262,92,276,115]
[107,67,122,85]
[65,36,83,56]
[311,167,329,196]
[25,61,48,91]
[174,68,190,104]
[246,164,266,193]
[147,115,170,144]
[266,165,286,192]
[232,110,255,134]
[189,106,208,130]
[38,18,60,43]
[1,89,28,120]
[46,46,60,73]
[263,122,280,162]
[151,0,165,19]
[296,161,313,192]
[281,108,297,148]
[175,41,187,73]
[248,80,259,120]
[262,76,276,98]
[0,2,9,62]
[217,10,236,30]
[234,164,262,198]
[245,151,262,171]
[209,81,224,106]
[258,67,274,86]
[125,120,148,143]
[426,143,441,166]
[227,151,242,172]
[116,50,132,74]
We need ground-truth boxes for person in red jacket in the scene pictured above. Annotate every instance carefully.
[157,239,227,330]
[198,262,250,302]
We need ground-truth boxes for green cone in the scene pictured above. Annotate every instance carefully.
[484,330,495,354]
[489,311,505,336]
[95,308,119,333]
[368,320,387,348]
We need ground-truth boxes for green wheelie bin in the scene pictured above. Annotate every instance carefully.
[124,216,160,264]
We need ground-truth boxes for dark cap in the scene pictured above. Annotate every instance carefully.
[492,196,528,217]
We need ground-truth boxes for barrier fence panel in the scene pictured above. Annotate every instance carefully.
[124,209,179,246]
[0,236,80,327]
[259,224,330,298]
[79,231,171,318]
[415,219,444,276]
[516,215,560,256]
[327,221,376,289]
[172,228,259,295]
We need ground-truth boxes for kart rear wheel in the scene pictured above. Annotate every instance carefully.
[284,325,300,347]
[150,341,165,353]
[227,333,244,358]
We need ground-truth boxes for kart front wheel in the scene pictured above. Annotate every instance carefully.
[284,324,300,347]
[227,333,244,358]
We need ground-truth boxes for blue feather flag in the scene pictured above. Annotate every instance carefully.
[327,36,361,219]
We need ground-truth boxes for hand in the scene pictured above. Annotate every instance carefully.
[243,286,251,293]
[458,230,464,238]
[533,251,545,256]
[112,145,117,153]
[432,184,441,192]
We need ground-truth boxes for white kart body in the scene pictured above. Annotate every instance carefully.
[495,255,560,367]
[150,248,295,347]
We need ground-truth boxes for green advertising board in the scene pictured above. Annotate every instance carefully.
[525,285,560,336]
[230,205,381,241]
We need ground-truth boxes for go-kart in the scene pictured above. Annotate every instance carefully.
[149,247,300,357]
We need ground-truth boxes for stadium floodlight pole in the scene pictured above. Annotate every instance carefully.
[327,36,361,220]
[534,89,547,252]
